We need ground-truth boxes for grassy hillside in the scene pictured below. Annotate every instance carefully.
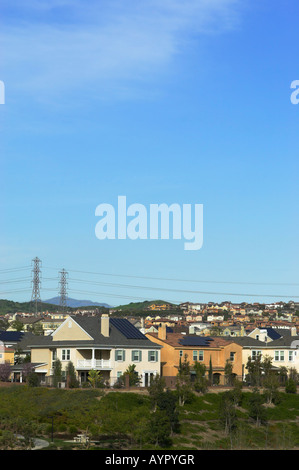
[114,300,180,315]
[0,386,298,450]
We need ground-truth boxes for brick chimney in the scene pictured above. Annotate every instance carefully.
[101,314,110,337]
[291,326,297,337]
[158,323,167,341]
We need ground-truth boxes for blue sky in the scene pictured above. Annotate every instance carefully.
[0,0,298,306]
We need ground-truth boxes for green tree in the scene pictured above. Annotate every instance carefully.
[224,359,234,386]
[208,356,213,385]
[27,372,39,387]
[9,320,23,332]
[176,354,193,406]
[147,374,165,411]
[285,378,297,394]
[261,355,273,383]
[30,323,44,336]
[263,374,280,405]
[88,369,102,388]
[193,361,208,394]
[52,359,62,388]
[248,388,267,426]
[230,379,243,407]
[156,389,180,435]
[122,364,141,387]
[146,410,172,447]
[289,367,298,384]
[278,366,288,385]
[66,361,79,388]
[246,355,263,387]
[219,392,238,447]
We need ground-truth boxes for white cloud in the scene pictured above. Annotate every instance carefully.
[0,0,242,102]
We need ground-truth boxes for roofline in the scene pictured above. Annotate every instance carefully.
[28,342,162,349]
[51,315,94,341]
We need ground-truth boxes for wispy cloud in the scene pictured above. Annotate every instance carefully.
[0,0,242,103]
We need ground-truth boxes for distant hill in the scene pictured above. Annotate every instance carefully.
[114,300,179,312]
[0,298,111,315]
[43,297,112,309]
[0,299,61,315]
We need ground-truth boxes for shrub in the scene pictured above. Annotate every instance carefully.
[285,379,297,394]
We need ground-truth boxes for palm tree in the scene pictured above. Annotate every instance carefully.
[88,369,101,388]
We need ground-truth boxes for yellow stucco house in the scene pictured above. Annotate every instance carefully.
[28,314,162,387]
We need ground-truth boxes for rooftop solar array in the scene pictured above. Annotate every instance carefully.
[265,328,281,340]
[110,318,147,340]
[0,331,24,342]
[178,336,213,347]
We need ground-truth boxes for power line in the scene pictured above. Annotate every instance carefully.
[0,278,32,284]
[43,266,299,287]
[0,266,31,273]
[66,277,299,300]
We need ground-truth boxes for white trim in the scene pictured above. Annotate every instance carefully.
[51,316,94,340]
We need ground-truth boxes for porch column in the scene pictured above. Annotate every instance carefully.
[92,348,95,368]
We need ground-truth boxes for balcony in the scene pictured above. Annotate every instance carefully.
[76,359,112,370]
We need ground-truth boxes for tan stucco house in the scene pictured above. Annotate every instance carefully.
[28,314,161,387]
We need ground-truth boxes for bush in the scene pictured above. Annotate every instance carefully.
[69,425,78,435]
[28,372,39,387]
[285,379,297,394]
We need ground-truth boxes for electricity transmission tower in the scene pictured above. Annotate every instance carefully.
[31,257,42,315]
[59,269,68,312]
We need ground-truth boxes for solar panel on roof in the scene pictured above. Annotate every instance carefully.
[110,318,147,339]
[266,328,281,340]
[0,331,24,342]
[179,336,213,347]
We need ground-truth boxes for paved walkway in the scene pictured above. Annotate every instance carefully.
[32,438,50,450]
[16,434,50,450]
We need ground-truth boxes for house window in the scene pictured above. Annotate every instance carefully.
[117,371,122,378]
[289,351,293,362]
[62,349,70,361]
[132,350,142,362]
[179,350,183,358]
[193,351,197,361]
[52,349,57,367]
[251,350,261,360]
[256,335,259,340]
[274,351,284,361]
[198,350,204,361]
[148,350,158,362]
[115,350,125,361]
[230,352,236,362]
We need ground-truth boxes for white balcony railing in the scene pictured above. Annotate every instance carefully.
[77,359,112,370]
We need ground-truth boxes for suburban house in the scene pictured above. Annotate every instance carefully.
[7,314,44,332]
[0,330,43,382]
[221,325,246,337]
[146,324,243,385]
[28,314,161,387]
[247,326,297,343]
[231,333,299,380]
[0,330,37,365]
